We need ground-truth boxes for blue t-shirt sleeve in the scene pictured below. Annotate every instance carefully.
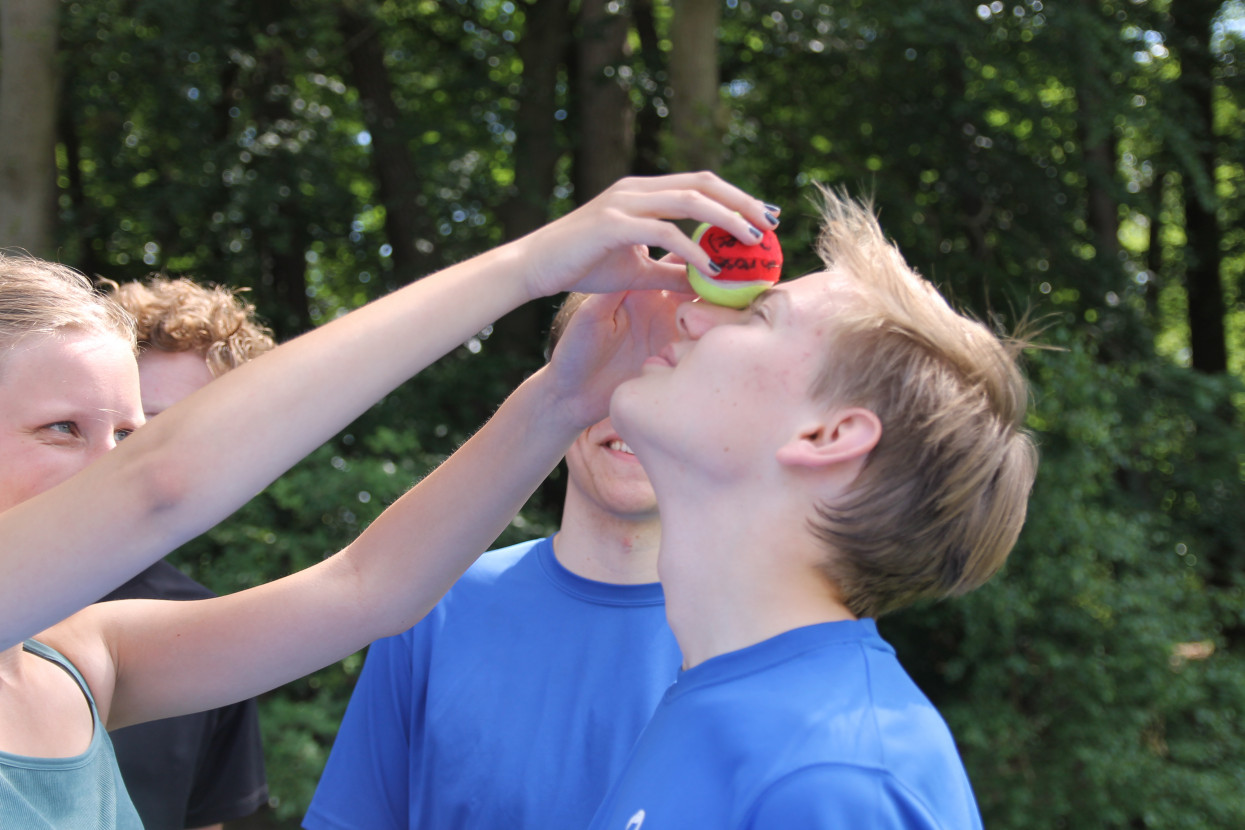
[744,765,949,830]
[303,633,417,830]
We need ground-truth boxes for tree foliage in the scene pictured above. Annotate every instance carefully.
[3,0,1243,825]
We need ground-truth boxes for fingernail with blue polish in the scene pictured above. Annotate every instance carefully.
[709,261,722,274]
[749,225,763,239]
[765,212,780,228]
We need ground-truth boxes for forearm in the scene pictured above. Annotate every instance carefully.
[129,242,538,524]
[342,367,581,637]
[101,369,581,726]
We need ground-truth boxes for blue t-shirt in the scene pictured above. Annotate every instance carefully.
[304,535,682,830]
[587,619,984,830]
[0,640,144,830]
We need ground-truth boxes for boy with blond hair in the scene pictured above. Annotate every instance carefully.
[587,188,1036,829]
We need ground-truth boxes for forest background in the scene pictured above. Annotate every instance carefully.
[2,0,1244,827]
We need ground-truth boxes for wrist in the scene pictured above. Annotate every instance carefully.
[488,232,554,304]
[455,240,545,310]
[522,366,594,437]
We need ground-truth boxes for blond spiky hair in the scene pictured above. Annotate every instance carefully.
[805,187,1037,618]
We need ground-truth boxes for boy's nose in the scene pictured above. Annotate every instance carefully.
[676,299,744,340]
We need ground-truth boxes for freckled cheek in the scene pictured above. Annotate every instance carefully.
[3,464,64,507]
[33,451,92,496]
[743,364,803,401]
[695,363,792,418]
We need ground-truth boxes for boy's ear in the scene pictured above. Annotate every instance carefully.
[775,407,881,469]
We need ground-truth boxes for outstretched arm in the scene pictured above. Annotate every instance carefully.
[54,289,681,728]
[1,173,774,650]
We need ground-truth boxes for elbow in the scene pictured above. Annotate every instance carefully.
[332,545,440,643]
[107,430,208,535]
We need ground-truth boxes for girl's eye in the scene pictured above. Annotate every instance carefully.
[46,421,80,437]
[115,429,135,442]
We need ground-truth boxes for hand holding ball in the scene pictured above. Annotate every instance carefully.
[686,223,783,308]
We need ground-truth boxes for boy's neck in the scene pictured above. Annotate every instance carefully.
[552,503,661,585]
[655,506,854,670]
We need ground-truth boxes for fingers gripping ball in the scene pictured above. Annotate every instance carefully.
[687,223,783,308]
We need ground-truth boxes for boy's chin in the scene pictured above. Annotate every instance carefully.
[607,383,647,448]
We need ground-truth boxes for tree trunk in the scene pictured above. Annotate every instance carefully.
[1168,0,1227,374]
[491,0,573,371]
[337,3,437,284]
[1142,170,1169,323]
[246,6,313,338]
[573,0,633,200]
[668,0,721,173]
[500,0,571,240]
[1075,93,1120,277]
[57,84,104,279]
[256,233,314,338]
[630,0,664,176]
[0,0,59,255]
[1070,0,1124,327]
[1074,1,1121,272]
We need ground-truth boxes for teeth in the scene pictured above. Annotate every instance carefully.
[608,440,634,455]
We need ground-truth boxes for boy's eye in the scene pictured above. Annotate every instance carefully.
[115,428,135,442]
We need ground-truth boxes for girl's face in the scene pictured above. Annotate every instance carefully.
[0,329,143,512]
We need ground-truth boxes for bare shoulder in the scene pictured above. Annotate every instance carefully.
[35,603,123,725]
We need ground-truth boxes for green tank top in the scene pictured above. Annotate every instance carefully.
[0,640,143,829]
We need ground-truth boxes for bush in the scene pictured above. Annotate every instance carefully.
[883,332,1245,828]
